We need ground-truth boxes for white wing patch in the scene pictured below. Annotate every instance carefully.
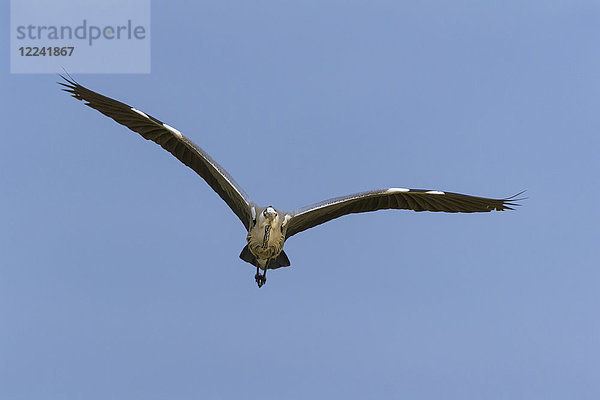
[386,187,410,193]
[131,107,183,140]
[131,107,149,119]
[163,123,183,138]
[425,190,445,195]
[283,214,292,227]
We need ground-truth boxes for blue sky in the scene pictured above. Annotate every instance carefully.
[1,1,599,399]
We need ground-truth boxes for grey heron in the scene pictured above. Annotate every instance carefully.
[60,76,522,288]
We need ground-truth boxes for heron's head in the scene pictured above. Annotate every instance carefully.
[262,206,277,222]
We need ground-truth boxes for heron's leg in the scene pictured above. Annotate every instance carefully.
[255,261,269,288]
[262,264,268,285]
[255,265,262,287]
[257,270,267,287]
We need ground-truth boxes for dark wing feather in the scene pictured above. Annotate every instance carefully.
[60,76,255,230]
[285,188,523,238]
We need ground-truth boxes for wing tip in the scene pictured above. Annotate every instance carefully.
[57,71,83,101]
[498,190,527,211]
[58,75,76,87]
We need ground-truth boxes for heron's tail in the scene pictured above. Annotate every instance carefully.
[239,245,291,269]
[270,250,290,269]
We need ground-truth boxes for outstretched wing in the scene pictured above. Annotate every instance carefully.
[285,188,523,238]
[60,75,255,230]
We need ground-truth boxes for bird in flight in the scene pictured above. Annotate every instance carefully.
[60,76,522,288]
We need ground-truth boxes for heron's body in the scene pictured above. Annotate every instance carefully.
[246,207,288,262]
[59,75,523,288]
[239,206,291,285]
